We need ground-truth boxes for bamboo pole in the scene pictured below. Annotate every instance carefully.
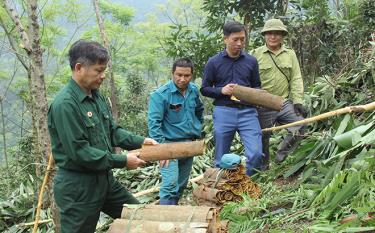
[134,174,204,198]
[131,140,205,161]
[32,153,54,233]
[134,186,160,198]
[262,101,375,133]
[233,85,284,111]
[17,219,52,228]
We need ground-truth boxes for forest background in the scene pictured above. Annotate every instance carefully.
[0,0,374,232]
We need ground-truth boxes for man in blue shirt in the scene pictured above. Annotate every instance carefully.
[148,58,204,205]
[201,21,263,176]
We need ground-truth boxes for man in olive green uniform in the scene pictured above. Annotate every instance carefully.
[252,19,307,168]
[48,40,157,233]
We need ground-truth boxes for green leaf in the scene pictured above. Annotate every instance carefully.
[283,159,307,178]
[299,165,315,184]
[333,124,371,148]
[351,131,363,146]
[325,173,360,212]
[360,127,375,145]
[335,114,351,136]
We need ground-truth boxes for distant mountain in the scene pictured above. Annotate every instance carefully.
[109,0,168,22]
[0,0,170,160]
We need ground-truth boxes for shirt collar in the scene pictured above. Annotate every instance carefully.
[68,78,93,103]
[261,45,288,54]
[168,80,192,94]
[221,49,245,58]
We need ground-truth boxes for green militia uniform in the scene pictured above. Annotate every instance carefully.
[251,45,305,166]
[48,79,144,233]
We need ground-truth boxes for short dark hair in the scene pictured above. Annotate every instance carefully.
[223,21,247,36]
[172,58,194,74]
[68,40,109,70]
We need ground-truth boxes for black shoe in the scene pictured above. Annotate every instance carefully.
[275,133,302,164]
[275,151,287,164]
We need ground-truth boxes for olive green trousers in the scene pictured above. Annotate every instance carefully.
[54,169,139,233]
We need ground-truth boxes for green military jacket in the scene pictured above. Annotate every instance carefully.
[251,45,304,104]
[48,79,145,172]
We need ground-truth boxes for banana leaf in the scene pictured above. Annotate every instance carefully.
[283,140,326,178]
[334,114,352,136]
[333,124,372,149]
[324,173,360,213]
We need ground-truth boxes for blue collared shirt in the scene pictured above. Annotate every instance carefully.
[200,50,261,106]
[148,80,204,143]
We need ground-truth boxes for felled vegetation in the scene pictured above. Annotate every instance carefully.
[193,166,261,207]
[219,53,375,232]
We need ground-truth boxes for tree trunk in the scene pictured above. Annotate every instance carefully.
[243,14,251,51]
[2,0,59,231]
[278,0,289,15]
[20,100,25,138]
[0,98,9,172]
[26,1,59,231]
[27,72,41,177]
[27,0,51,161]
[92,0,119,120]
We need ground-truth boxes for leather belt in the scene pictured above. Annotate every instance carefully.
[224,103,248,109]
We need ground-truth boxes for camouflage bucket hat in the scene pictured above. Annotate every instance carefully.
[261,18,288,36]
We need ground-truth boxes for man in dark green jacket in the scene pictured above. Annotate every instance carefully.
[48,40,157,233]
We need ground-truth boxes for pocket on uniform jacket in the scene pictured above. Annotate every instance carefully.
[166,103,185,123]
[83,113,101,145]
[259,63,272,71]
[259,64,273,78]
[278,62,292,78]
[101,110,111,132]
